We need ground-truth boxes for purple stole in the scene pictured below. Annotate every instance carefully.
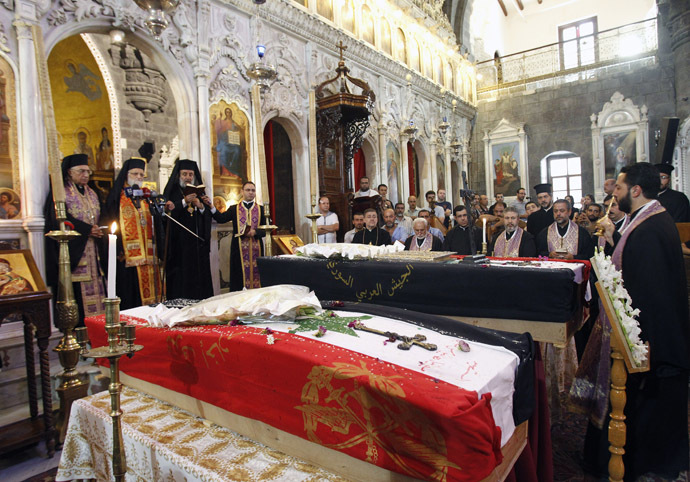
[65,182,105,316]
[612,201,665,269]
[493,227,524,257]
[409,233,433,251]
[237,202,261,289]
[570,201,666,428]
[547,220,579,255]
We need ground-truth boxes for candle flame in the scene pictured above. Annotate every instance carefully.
[110,222,117,234]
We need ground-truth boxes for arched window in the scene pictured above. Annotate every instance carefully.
[543,151,582,204]
[341,0,354,33]
[434,55,443,85]
[445,61,453,90]
[395,28,407,64]
[408,38,420,71]
[361,5,375,45]
[317,0,333,22]
[381,19,392,56]
[423,47,432,78]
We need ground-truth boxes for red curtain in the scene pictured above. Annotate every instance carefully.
[353,148,365,191]
[407,142,416,196]
[264,120,276,219]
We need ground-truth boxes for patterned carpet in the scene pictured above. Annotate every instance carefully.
[19,393,690,482]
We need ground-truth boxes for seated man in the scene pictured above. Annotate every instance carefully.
[489,207,536,257]
[382,208,409,244]
[352,208,392,245]
[417,209,445,242]
[405,195,419,218]
[577,202,602,236]
[344,212,364,243]
[404,218,443,252]
[525,201,539,217]
[537,199,594,260]
[394,202,413,233]
[443,205,482,255]
[489,193,504,215]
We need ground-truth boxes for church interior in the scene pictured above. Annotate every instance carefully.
[1,0,689,480]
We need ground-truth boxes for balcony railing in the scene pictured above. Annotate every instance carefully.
[476,18,658,95]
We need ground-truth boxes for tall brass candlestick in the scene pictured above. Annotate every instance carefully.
[257,202,278,256]
[75,297,143,482]
[46,199,88,442]
[305,195,321,243]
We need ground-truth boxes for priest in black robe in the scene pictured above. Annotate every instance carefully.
[536,199,594,260]
[44,154,106,326]
[443,205,482,255]
[656,163,689,222]
[209,181,265,291]
[576,163,690,480]
[526,183,554,237]
[162,159,213,300]
[489,207,536,257]
[352,208,392,245]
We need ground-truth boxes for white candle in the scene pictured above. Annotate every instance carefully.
[108,222,117,299]
[482,217,487,244]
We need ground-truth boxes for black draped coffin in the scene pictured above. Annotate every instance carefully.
[258,256,581,323]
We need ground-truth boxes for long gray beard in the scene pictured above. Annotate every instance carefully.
[179,179,187,188]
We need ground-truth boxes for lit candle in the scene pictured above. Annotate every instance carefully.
[309,89,318,202]
[108,222,117,299]
[482,217,487,244]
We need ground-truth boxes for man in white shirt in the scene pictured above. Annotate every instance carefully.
[354,176,378,198]
[343,212,364,243]
[316,196,339,243]
[425,190,446,219]
[394,202,413,233]
[510,187,529,219]
[406,195,420,218]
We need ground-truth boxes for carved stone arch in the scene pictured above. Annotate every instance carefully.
[411,137,431,196]
[43,20,198,162]
[262,113,310,240]
[360,136,377,185]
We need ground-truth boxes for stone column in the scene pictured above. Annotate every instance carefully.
[400,134,410,202]
[666,0,690,120]
[378,125,386,190]
[14,18,49,278]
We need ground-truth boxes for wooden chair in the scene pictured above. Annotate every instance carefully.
[676,223,690,244]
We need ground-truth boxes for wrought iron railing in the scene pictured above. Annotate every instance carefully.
[476,18,658,94]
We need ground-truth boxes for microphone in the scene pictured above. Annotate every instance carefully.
[132,184,144,198]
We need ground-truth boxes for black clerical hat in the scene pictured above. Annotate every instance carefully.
[61,154,89,180]
[533,183,552,195]
[655,163,674,175]
[138,141,155,162]
[177,159,197,171]
[125,157,147,171]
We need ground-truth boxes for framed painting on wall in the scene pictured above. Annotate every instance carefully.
[483,119,528,203]
[210,100,251,204]
[0,249,46,296]
[591,92,649,201]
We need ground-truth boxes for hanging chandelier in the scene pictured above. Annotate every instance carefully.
[133,0,180,39]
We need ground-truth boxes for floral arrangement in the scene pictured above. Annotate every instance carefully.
[592,247,648,366]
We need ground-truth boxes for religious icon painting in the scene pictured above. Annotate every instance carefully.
[210,101,250,181]
[436,154,446,191]
[603,130,636,180]
[0,187,20,220]
[0,249,46,296]
[490,141,522,197]
[386,141,401,206]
